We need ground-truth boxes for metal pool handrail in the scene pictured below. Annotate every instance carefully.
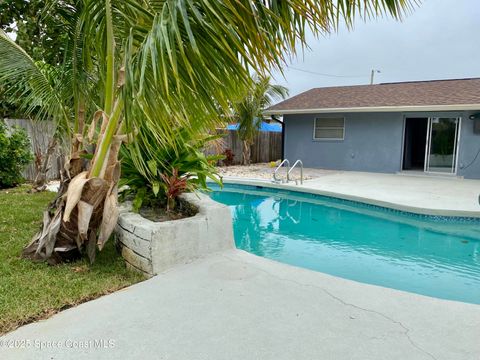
[288,159,303,185]
[273,159,290,183]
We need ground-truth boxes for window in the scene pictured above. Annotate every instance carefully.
[313,117,345,140]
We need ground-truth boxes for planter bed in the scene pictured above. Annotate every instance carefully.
[115,192,234,276]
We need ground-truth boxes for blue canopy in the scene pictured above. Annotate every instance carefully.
[226,122,282,132]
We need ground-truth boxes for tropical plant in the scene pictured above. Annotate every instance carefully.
[0,121,33,188]
[120,126,222,212]
[0,59,66,192]
[233,76,288,165]
[0,0,70,65]
[0,86,20,119]
[160,169,189,212]
[0,1,73,119]
[0,0,413,264]
[222,149,235,166]
[29,120,59,193]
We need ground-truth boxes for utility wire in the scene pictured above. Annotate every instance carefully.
[288,66,368,79]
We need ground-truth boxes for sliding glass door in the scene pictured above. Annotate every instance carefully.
[425,117,460,174]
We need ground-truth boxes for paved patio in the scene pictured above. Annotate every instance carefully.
[4,168,479,359]
[2,250,479,360]
[220,166,480,217]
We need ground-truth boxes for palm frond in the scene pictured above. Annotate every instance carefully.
[233,75,288,146]
[0,30,71,132]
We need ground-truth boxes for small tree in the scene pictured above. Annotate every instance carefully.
[234,76,288,165]
[0,121,33,188]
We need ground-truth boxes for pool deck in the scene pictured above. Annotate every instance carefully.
[4,171,480,359]
[222,170,480,217]
[2,249,479,360]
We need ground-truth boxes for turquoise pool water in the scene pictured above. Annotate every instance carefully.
[208,184,480,304]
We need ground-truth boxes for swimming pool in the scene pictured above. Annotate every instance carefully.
[208,183,480,304]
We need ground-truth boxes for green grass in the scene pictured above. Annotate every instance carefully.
[0,185,145,335]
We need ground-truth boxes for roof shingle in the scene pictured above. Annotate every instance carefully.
[267,78,480,113]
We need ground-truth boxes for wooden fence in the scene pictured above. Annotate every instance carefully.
[4,119,64,181]
[206,129,282,164]
[3,120,282,181]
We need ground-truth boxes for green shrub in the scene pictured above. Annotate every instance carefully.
[0,121,33,188]
[120,127,222,212]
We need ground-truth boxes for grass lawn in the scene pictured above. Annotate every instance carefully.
[0,185,145,335]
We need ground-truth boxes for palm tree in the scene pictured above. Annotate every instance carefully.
[0,0,414,264]
[234,76,288,165]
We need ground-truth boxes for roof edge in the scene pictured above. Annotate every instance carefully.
[265,104,480,115]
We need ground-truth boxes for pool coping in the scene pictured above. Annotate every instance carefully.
[216,177,480,218]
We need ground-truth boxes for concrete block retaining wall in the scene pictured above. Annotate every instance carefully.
[115,192,235,277]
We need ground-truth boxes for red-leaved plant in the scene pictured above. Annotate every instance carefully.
[160,168,189,211]
[222,148,235,166]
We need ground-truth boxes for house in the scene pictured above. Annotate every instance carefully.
[265,78,480,179]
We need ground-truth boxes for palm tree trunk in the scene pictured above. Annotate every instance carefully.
[242,140,251,165]
[22,0,121,264]
[22,131,121,264]
[31,137,57,192]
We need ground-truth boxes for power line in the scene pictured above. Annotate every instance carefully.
[288,66,368,79]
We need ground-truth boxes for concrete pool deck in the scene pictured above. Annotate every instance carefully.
[221,169,480,217]
[2,249,479,360]
[5,171,479,359]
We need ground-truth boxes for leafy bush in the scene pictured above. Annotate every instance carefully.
[120,127,222,212]
[222,148,235,166]
[0,121,33,188]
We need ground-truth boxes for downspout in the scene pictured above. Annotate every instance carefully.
[272,114,285,160]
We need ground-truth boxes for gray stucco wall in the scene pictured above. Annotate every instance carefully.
[283,110,480,179]
[284,112,405,173]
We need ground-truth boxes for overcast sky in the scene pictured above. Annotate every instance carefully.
[272,0,480,97]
